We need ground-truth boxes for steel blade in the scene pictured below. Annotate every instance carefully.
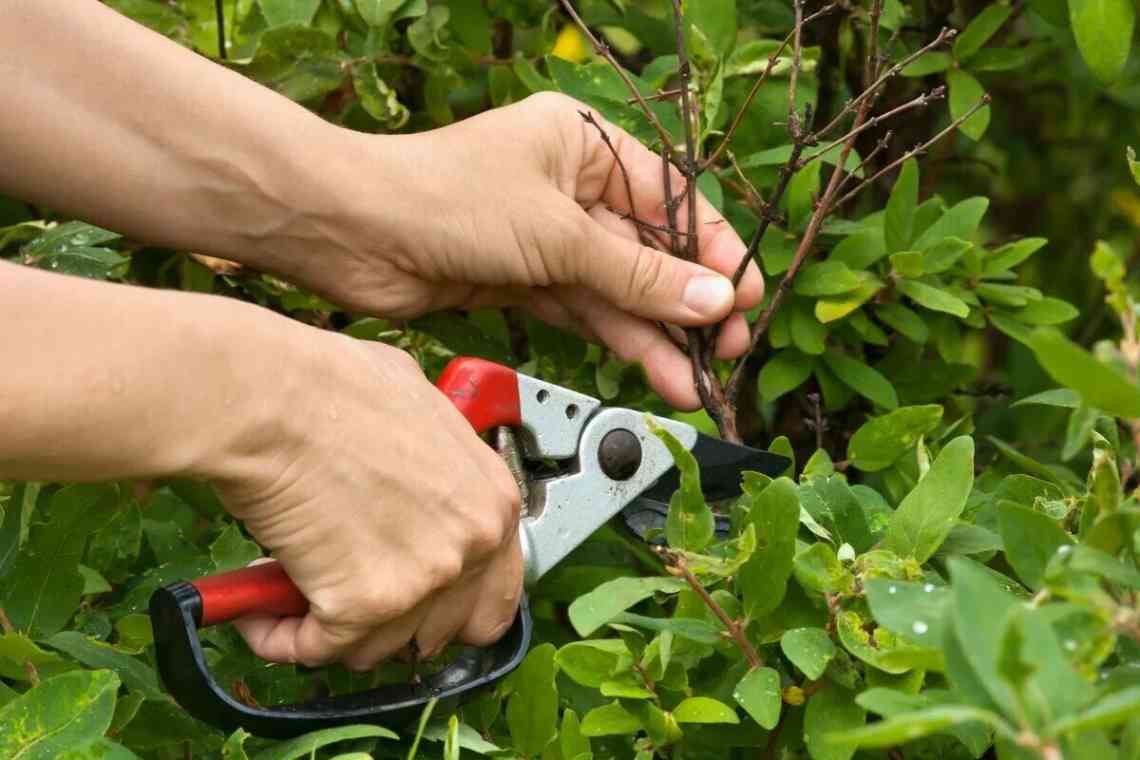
[638,433,790,506]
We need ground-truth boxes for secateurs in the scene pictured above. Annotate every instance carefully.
[149,356,789,738]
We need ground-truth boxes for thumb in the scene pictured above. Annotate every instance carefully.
[576,220,737,326]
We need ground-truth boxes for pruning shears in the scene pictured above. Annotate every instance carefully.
[149,357,789,738]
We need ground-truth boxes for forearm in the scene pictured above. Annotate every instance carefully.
[0,0,389,276]
[0,261,290,483]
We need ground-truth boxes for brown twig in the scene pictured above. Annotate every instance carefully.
[813,27,957,138]
[831,95,991,208]
[578,110,654,247]
[667,553,763,668]
[797,87,944,171]
[629,87,684,104]
[701,3,837,170]
[558,0,676,153]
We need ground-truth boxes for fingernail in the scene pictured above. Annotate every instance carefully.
[683,274,734,316]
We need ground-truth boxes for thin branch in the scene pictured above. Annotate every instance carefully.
[558,0,676,153]
[617,211,693,238]
[797,87,944,172]
[628,87,684,104]
[729,141,807,288]
[666,553,763,669]
[864,0,885,85]
[813,26,957,139]
[727,151,765,211]
[834,129,893,197]
[214,0,227,60]
[669,0,700,263]
[578,110,653,247]
[701,3,837,170]
[787,0,805,138]
[831,95,991,208]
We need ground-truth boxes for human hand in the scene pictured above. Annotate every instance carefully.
[209,324,522,669]
[293,93,765,410]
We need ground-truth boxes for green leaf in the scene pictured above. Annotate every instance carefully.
[580,701,641,736]
[758,350,814,403]
[804,682,865,760]
[875,303,929,343]
[781,628,836,680]
[897,279,970,318]
[822,354,898,410]
[890,251,925,278]
[222,729,251,760]
[210,524,262,573]
[831,705,1010,748]
[251,726,397,760]
[799,475,874,551]
[1069,0,1135,82]
[793,543,855,594]
[684,0,737,59]
[506,644,558,756]
[45,632,162,698]
[1028,327,1140,418]
[0,484,119,637]
[883,436,974,562]
[794,261,863,296]
[739,478,800,619]
[653,426,714,551]
[983,237,1047,275]
[945,558,1020,712]
[352,63,410,130]
[1012,297,1079,325]
[815,277,883,323]
[568,577,686,636]
[1013,388,1081,408]
[902,51,953,76]
[947,70,990,141]
[1054,686,1140,734]
[885,159,918,253]
[258,0,321,26]
[0,670,120,760]
[0,633,73,682]
[245,26,345,103]
[354,0,404,27]
[672,697,740,724]
[407,6,451,61]
[733,667,781,729]
[865,579,949,646]
[449,0,491,53]
[921,238,972,274]
[1129,146,1140,186]
[996,505,1072,589]
[847,405,944,472]
[555,640,625,687]
[830,229,888,270]
[954,4,1013,60]
[913,198,989,250]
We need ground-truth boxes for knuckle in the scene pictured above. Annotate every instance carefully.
[624,244,667,306]
[426,550,465,590]
[462,614,515,648]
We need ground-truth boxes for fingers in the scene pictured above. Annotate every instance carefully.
[568,107,765,310]
[567,202,736,327]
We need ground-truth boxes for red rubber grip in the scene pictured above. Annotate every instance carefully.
[192,356,522,627]
[195,562,307,626]
[434,356,522,434]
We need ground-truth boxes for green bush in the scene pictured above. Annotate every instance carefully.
[1,0,1140,758]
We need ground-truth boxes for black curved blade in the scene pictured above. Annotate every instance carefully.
[640,433,790,505]
[621,435,790,543]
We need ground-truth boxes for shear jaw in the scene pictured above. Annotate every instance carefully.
[518,408,697,586]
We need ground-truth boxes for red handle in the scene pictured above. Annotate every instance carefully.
[191,356,522,627]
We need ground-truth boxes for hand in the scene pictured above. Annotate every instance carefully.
[211,326,522,669]
[295,93,765,410]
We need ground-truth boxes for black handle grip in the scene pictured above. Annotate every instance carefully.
[149,582,531,739]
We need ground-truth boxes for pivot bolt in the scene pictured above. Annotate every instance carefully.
[599,429,641,481]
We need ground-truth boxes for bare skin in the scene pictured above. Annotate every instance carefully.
[0,0,764,668]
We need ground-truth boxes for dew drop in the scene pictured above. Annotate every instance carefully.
[912,620,928,635]
[923,583,935,593]
[1064,640,1077,651]
[1056,545,1072,557]
[887,585,897,595]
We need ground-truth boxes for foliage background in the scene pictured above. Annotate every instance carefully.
[0,0,1139,757]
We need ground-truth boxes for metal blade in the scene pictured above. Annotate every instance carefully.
[638,433,790,506]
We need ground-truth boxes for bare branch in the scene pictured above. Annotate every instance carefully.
[797,86,944,172]
[787,0,805,138]
[558,0,676,153]
[702,3,837,170]
[664,551,764,669]
[628,87,684,104]
[831,95,991,208]
[579,110,653,246]
[813,26,957,138]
